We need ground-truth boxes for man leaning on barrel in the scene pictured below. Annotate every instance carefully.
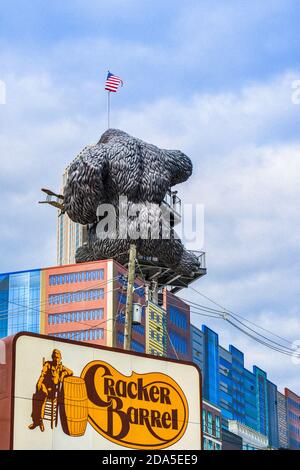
[28,349,73,432]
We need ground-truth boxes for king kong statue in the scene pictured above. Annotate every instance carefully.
[63,128,200,276]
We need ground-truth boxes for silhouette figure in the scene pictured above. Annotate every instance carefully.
[28,349,73,432]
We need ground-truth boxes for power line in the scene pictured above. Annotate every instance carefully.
[0,276,121,318]
[183,285,293,346]
[0,276,120,321]
[185,299,298,354]
[2,285,122,334]
[180,284,300,358]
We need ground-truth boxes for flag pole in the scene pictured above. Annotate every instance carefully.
[107,91,110,129]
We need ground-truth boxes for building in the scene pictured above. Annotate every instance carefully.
[267,381,279,449]
[222,429,243,450]
[202,399,222,450]
[43,260,111,346]
[0,261,146,353]
[190,323,282,448]
[1,260,296,450]
[277,391,289,448]
[0,260,194,363]
[228,420,269,450]
[190,324,204,377]
[163,289,192,361]
[56,168,87,266]
[254,366,269,437]
[285,388,300,449]
[202,325,220,405]
[146,301,167,357]
[0,268,41,338]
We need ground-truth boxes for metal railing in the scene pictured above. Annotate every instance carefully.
[162,189,182,225]
[188,250,206,270]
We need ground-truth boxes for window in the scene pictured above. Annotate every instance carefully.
[49,269,104,286]
[202,409,207,432]
[215,416,221,438]
[207,411,213,435]
[49,289,104,305]
[48,309,104,325]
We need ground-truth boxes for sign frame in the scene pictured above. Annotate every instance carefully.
[4,332,203,450]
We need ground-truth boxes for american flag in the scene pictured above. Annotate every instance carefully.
[105,71,123,93]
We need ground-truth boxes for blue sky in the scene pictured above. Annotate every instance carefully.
[1,0,300,393]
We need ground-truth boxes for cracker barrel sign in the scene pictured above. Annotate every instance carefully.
[81,362,188,448]
[0,333,202,450]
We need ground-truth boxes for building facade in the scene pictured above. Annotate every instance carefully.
[1,259,298,450]
[43,260,113,347]
[190,323,283,448]
[163,290,192,361]
[228,420,268,450]
[146,301,167,357]
[0,262,192,362]
[285,388,300,449]
[56,169,87,266]
[190,324,204,378]
[267,381,279,449]
[0,269,41,339]
[202,400,222,450]
[222,429,243,450]
[277,391,289,448]
[202,325,220,405]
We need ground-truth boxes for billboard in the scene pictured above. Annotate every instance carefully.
[0,333,202,450]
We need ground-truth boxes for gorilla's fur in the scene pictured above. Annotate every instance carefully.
[64,129,200,275]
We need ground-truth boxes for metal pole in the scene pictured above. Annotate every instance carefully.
[123,244,136,350]
[107,91,110,128]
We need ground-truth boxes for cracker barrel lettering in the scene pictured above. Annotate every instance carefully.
[81,361,189,449]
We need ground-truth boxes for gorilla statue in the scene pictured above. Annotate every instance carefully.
[63,128,200,276]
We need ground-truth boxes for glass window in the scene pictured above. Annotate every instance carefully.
[207,411,213,435]
[215,416,221,438]
[202,409,207,432]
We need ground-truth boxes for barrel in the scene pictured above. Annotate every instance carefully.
[60,377,88,437]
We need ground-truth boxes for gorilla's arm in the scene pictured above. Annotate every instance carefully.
[64,145,107,225]
[164,150,193,186]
